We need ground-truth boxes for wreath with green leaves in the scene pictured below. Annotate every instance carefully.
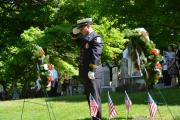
[123,28,162,86]
[32,44,51,80]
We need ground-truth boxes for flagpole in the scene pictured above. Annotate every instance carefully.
[89,102,92,120]
[108,91,113,120]
[126,111,128,120]
[108,91,110,120]
[89,93,92,120]
[125,90,127,120]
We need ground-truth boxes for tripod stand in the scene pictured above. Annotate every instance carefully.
[21,82,57,120]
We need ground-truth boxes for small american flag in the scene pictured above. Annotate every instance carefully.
[89,93,99,117]
[147,92,157,117]
[125,91,132,112]
[108,92,118,119]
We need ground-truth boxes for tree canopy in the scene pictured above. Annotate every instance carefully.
[0,0,179,95]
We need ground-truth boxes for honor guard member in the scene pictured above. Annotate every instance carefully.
[72,18,103,120]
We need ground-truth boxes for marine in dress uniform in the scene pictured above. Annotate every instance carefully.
[72,18,103,120]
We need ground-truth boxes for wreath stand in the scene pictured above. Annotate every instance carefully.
[20,80,57,120]
[123,28,175,120]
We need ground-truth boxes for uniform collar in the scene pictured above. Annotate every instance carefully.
[83,31,97,42]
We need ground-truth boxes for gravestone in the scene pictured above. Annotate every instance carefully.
[12,88,19,100]
[101,66,112,91]
[112,67,118,91]
[101,66,110,86]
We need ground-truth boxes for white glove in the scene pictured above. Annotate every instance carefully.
[73,27,79,34]
[88,71,95,80]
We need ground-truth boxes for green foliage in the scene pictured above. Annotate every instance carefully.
[1,0,179,96]
[84,0,180,48]
[21,25,78,81]
[93,17,127,63]
[54,57,78,80]
[21,27,44,43]
[19,17,127,82]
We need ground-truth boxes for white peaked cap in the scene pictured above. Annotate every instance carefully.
[77,18,93,25]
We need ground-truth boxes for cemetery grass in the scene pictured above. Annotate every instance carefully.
[0,87,180,120]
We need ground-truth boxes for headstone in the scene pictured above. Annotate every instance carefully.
[112,67,118,91]
[121,58,129,78]
[0,84,4,100]
[102,66,110,86]
[12,88,19,100]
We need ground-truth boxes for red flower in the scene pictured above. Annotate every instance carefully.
[151,49,159,55]
[155,62,162,70]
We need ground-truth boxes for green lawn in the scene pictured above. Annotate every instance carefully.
[0,87,180,120]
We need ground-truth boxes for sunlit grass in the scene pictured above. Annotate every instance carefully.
[0,87,180,120]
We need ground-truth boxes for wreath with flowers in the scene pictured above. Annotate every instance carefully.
[123,28,162,86]
[31,44,55,90]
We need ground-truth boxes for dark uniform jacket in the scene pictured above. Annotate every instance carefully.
[75,31,103,79]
